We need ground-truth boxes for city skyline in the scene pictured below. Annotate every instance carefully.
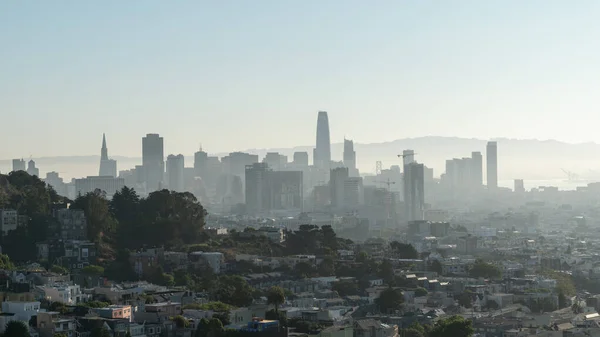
[4,1,600,159]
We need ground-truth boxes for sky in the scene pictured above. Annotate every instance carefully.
[2,0,600,159]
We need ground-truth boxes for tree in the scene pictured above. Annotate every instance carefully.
[172,315,190,328]
[293,261,315,278]
[50,265,69,274]
[265,309,288,326]
[378,260,395,285]
[332,280,359,297]
[0,254,15,270]
[82,265,105,276]
[356,251,368,263]
[457,291,473,308]
[216,275,254,307]
[400,329,423,337]
[375,288,404,313]
[389,241,418,259]
[71,190,116,241]
[429,315,473,337]
[4,321,30,337]
[430,259,443,275]
[414,287,428,297]
[90,327,111,337]
[469,259,501,279]
[266,286,285,313]
[317,256,335,276]
[559,292,567,309]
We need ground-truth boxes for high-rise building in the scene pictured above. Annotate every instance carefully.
[263,152,287,171]
[486,141,498,189]
[142,134,165,192]
[245,163,271,213]
[471,151,483,187]
[402,150,416,166]
[12,159,25,172]
[99,134,117,177]
[313,111,331,169]
[404,162,425,222]
[343,139,358,177]
[293,152,309,167]
[75,176,125,198]
[270,171,303,210]
[27,160,39,177]
[343,177,363,209]
[514,179,525,193]
[329,167,349,208]
[194,149,208,178]
[166,154,185,192]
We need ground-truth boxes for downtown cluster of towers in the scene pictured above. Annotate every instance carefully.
[9,110,500,221]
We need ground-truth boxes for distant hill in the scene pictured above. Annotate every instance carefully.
[3,137,600,181]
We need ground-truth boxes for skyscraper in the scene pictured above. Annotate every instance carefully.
[166,154,185,192]
[404,162,425,222]
[12,159,25,172]
[142,133,165,192]
[471,151,483,187]
[486,141,498,189]
[313,111,331,169]
[343,139,358,176]
[402,149,416,166]
[245,163,271,213]
[329,167,349,208]
[194,148,208,178]
[27,159,39,177]
[99,134,117,177]
[293,152,309,167]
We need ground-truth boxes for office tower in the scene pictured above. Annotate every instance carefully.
[166,154,185,192]
[270,171,303,210]
[245,163,271,213]
[329,167,349,208]
[263,152,287,171]
[343,139,359,177]
[402,150,416,166]
[142,133,165,192]
[514,179,525,193]
[45,172,66,196]
[12,159,25,172]
[194,148,208,178]
[404,162,425,222]
[486,141,498,189]
[313,111,331,169]
[222,152,259,178]
[293,152,309,167]
[75,176,125,198]
[27,160,39,177]
[99,133,117,177]
[343,177,363,209]
[471,151,483,187]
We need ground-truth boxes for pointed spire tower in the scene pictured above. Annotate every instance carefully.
[101,133,108,160]
[99,133,117,177]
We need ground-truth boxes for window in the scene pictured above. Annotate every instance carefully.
[82,248,88,258]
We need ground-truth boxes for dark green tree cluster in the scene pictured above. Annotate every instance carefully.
[0,171,67,263]
[397,317,473,337]
[389,241,419,259]
[468,259,502,279]
[285,225,351,256]
[375,288,404,313]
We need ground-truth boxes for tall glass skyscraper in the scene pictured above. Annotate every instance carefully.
[142,133,165,192]
[313,111,331,169]
[486,141,498,189]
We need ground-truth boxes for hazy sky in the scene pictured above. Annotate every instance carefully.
[2,0,600,159]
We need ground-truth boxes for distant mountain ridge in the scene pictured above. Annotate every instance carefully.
[3,136,600,181]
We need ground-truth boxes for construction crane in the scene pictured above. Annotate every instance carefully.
[561,169,580,182]
[374,178,396,190]
[397,152,418,159]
